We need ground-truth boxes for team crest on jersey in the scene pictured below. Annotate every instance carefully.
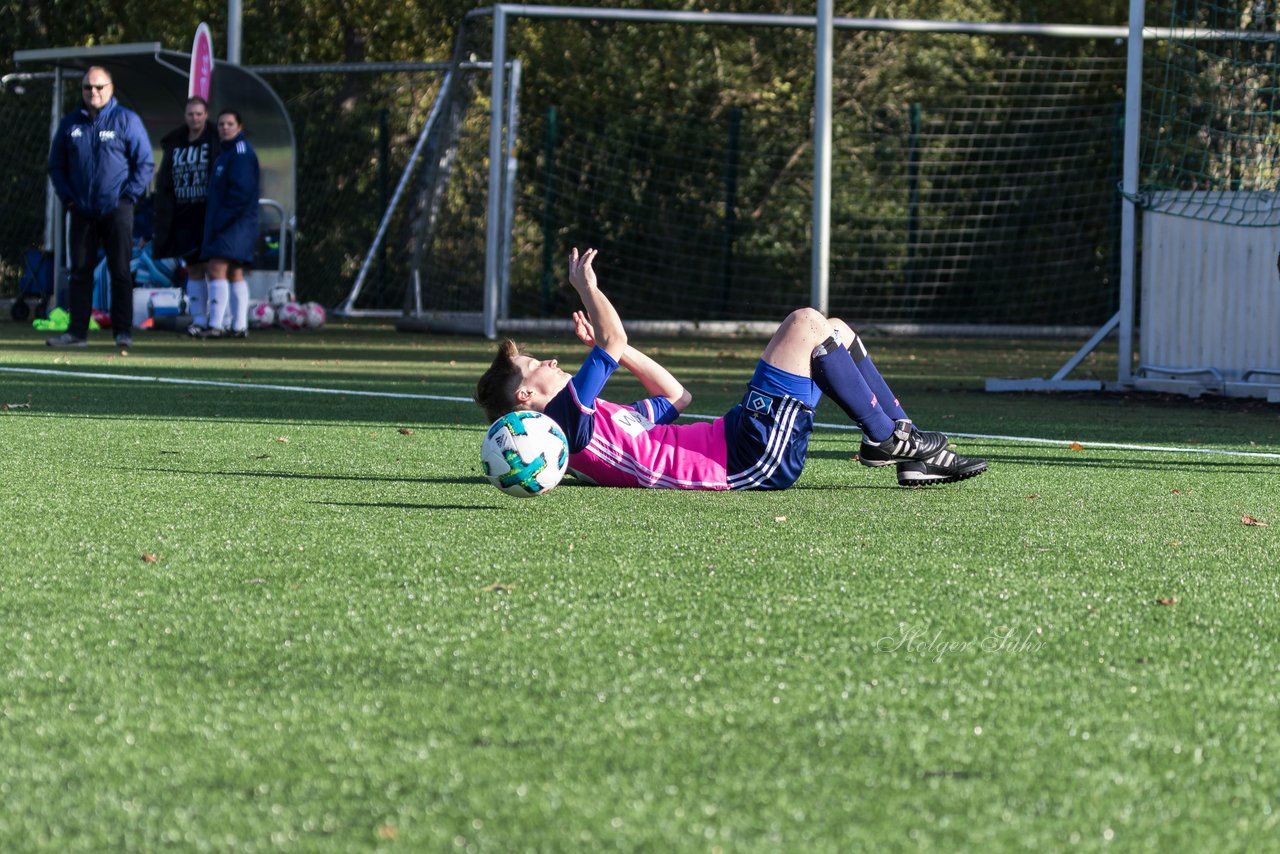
[748,392,773,414]
[70,127,83,138]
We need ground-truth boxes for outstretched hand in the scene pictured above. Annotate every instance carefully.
[568,247,598,292]
[572,310,596,347]
[565,244,626,359]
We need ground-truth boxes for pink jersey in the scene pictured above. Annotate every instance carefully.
[567,398,730,490]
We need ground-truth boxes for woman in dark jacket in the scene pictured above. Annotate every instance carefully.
[200,109,260,337]
[152,96,219,335]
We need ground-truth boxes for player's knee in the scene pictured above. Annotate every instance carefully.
[830,318,858,340]
[787,307,827,330]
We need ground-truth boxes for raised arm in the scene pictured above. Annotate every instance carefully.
[568,247,627,361]
[573,310,691,412]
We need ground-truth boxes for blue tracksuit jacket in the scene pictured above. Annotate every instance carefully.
[47,98,154,217]
[202,133,260,264]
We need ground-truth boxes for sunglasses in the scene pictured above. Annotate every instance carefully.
[82,83,110,91]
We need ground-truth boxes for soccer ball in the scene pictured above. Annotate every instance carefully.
[277,301,307,330]
[481,411,569,497]
[248,301,276,328]
[303,301,326,329]
[267,284,295,306]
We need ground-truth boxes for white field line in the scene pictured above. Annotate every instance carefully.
[0,365,474,402]
[4,365,1279,461]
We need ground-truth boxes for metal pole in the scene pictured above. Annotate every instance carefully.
[812,0,833,314]
[49,67,64,305]
[499,59,522,322]
[1118,0,1145,386]
[336,67,456,315]
[479,5,1158,40]
[483,7,508,339]
[228,0,242,63]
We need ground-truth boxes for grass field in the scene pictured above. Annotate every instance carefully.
[1,319,1278,851]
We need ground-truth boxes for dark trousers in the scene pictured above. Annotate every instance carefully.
[68,202,134,338]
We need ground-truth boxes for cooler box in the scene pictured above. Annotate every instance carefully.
[132,287,183,327]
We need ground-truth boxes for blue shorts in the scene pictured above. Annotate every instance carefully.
[724,361,819,491]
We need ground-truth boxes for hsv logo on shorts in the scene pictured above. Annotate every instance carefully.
[748,392,773,414]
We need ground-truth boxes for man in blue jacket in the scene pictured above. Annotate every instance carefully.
[46,66,154,349]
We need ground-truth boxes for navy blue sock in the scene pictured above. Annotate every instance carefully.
[848,334,909,422]
[810,338,896,442]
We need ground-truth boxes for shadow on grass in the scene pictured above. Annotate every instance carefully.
[131,466,488,486]
[313,501,499,511]
[807,446,1278,475]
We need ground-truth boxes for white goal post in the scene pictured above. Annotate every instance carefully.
[367,5,1207,366]
[468,5,1146,343]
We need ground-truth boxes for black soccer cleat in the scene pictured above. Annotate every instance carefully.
[896,452,988,487]
[859,419,950,468]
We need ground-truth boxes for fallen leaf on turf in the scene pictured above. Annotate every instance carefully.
[378,825,399,841]
[1156,597,1178,606]
[1069,442,1085,451]
[774,516,787,523]
[142,554,158,563]
[274,436,289,443]
[1242,514,1269,527]
[484,582,513,593]
[1172,489,1183,495]
[1025,494,1039,501]
[398,428,413,435]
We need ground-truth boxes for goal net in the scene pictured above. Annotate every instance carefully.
[371,13,1130,330]
[1140,0,1280,225]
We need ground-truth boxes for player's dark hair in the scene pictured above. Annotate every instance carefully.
[474,339,524,423]
[218,108,244,126]
[186,96,208,109]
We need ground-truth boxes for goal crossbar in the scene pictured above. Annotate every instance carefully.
[467,5,1155,345]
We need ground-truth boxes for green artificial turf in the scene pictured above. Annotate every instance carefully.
[1,320,1278,851]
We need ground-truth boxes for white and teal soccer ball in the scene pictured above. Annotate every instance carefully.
[248,301,275,328]
[481,411,569,497]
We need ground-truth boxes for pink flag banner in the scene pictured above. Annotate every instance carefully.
[189,22,214,100]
